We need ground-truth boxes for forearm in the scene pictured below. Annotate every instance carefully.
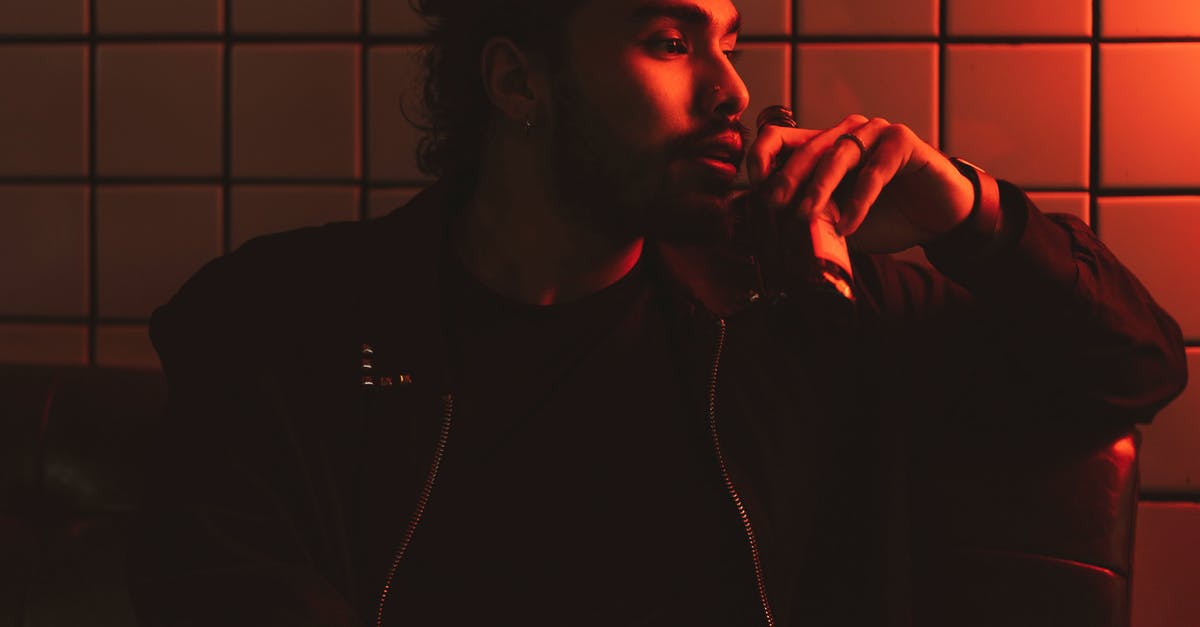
[921,177,1187,423]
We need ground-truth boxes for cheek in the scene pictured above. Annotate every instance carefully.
[596,56,695,148]
[637,66,694,127]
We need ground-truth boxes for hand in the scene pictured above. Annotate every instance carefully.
[745,114,976,254]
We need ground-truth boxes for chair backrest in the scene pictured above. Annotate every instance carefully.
[0,365,166,627]
[907,419,1141,627]
[0,364,1142,626]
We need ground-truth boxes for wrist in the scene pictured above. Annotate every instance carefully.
[923,157,1004,262]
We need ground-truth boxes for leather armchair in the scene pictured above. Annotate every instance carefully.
[2,365,164,627]
[1,364,1140,626]
[908,417,1141,626]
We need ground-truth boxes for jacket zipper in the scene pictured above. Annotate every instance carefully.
[708,319,777,627]
[375,392,455,627]
[374,320,773,625]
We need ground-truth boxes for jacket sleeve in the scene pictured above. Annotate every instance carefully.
[851,179,1187,427]
[128,241,363,627]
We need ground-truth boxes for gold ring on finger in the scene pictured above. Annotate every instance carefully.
[835,132,868,166]
[756,105,799,131]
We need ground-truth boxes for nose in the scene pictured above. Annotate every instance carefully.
[705,57,750,122]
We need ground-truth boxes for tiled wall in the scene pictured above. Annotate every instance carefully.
[0,0,1197,623]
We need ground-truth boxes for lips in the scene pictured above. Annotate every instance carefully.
[691,132,744,169]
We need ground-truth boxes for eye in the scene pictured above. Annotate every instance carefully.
[649,37,689,55]
[723,49,742,63]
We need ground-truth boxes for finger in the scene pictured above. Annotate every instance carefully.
[838,124,915,236]
[797,117,889,226]
[762,114,868,209]
[745,124,819,185]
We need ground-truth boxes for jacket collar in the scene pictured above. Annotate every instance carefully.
[381,179,764,324]
[651,240,763,320]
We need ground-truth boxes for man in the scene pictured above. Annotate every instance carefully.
[129,0,1187,625]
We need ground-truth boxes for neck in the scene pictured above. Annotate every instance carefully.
[454,143,643,306]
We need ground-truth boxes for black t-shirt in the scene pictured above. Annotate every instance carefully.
[388,252,763,625]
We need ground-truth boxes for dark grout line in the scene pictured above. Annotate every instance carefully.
[1097,188,1200,197]
[788,0,797,110]
[221,0,232,255]
[1140,492,1200,504]
[0,33,429,44]
[2,176,376,185]
[1,175,1194,194]
[359,0,370,222]
[1089,0,1103,235]
[1,315,93,325]
[0,316,154,326]
[937,0,947,151]
[86,0,98,366]
[6,33,1198,45]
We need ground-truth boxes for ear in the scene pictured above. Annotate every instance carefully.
[480,37,546,127]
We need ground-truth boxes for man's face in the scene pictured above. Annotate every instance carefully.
[548,0,750,243]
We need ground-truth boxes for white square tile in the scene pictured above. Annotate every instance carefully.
[0,0,87,34]
[737,43,791,130]
[0,45,88,176]
[1102,0,1200,38]
[95,324,159,370]
[97,44,223,177]
[0,186,89,317]
[96,186,223,319]
[232,44,361,178]
[1027,191,1090,226]
[735,44,789,186]
[947,0,1091,36]
[230,185,360,249]
[1139,348,1200,493]
[1096,196,1200,342]
[233,0,358,34]
[368,187,422,219]
[368,0,425,35]
[0,324,87,366]
[1100,44,1200,189]
[944,44,1090,188]
[795,44,938,147]
[368,45,428,182]
[1133,503,1200,627]
[736,0,790,36]
[796,0,937,36]
[96,0,221,34]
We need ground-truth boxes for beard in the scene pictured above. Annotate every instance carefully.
[547,76,748,245]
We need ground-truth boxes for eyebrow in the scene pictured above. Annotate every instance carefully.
[629,1,742,36]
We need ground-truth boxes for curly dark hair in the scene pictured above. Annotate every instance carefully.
[411,0,586,181]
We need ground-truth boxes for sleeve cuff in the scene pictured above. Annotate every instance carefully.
[922,157,1007,267]
[923,169,1080,298]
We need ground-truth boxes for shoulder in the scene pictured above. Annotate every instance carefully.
[160,219,371,321]
[149,188,448,369]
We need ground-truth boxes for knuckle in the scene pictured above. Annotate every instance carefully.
[843,113,869,126]
[774,171,800,191]
[835,143,859,163]
[756,124,781,142]
[837,138,864,161]
[886,123,913,141]
[808,177,834,198]
[860,164,886,187]
[798,141,824,161]
[868,116,890,128]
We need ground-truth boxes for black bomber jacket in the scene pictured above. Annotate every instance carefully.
[129,177,1186,627]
